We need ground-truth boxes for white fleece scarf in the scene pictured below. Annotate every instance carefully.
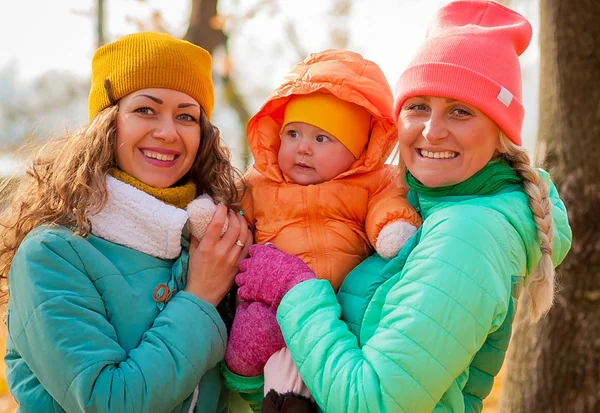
[88,175,189,259]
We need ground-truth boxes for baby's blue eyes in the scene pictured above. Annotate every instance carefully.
[285,130,331,143]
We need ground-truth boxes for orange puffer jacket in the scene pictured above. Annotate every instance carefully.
[242,49,421,291]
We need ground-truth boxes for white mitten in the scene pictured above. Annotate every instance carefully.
[375,220,418,259]
[186,194,228,240]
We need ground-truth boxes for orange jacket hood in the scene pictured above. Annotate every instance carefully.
[246,49,398,183]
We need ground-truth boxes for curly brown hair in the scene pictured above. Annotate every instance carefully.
[0,104,242,315]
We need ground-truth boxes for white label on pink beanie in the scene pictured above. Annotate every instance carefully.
[497,87,513,107]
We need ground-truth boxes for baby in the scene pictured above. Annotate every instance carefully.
[223,49,422,379]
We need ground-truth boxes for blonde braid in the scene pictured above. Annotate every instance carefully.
[499,133,555,322]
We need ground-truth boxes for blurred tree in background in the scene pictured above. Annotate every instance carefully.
[500,0,600,412]
[183,0,353,169]
[0,66,88,152]
[186,0,253,168]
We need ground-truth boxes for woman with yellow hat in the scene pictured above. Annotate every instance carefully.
[0,32,248,412]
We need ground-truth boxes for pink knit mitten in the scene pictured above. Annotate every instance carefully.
[186,194,228,240]
[237,244,316,308]
[224,301,285,377]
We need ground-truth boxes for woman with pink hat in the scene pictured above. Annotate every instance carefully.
[234,1,572,412]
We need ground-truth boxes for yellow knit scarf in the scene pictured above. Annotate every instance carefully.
[109,168,196,209]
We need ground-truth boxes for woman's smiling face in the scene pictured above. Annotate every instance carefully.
[115,88,202,188]
[397,96,502,187]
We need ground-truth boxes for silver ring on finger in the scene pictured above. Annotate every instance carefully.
[234,240,244,248]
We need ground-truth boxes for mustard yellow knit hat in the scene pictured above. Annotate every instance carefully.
[282,92,372,158]
[88,32,214,121]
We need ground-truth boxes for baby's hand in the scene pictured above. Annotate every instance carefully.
[187,194,229,240]
[237,244,316,308]
[375,220,418,259]
[225,301,285,377]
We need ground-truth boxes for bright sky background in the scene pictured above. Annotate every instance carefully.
[0,0,190,81]
[0,0,450,83]
[0,0,541,173]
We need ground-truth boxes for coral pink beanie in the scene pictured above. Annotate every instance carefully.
[394,0,532,145]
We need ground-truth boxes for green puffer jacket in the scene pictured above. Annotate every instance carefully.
[5,176,233,413]
[277,170,571,413]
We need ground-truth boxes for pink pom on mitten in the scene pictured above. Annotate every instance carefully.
[224,301,285,377]
[186,194,228,240]
[236,244,316,308]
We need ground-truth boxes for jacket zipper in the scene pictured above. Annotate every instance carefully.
[307,186,326,278]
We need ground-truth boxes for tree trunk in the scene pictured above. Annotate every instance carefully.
[184,0,226,53]
[97,0,105,47]
[185,0,252,169]
[500,1,600,412]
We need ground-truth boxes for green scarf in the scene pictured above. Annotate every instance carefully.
[405,158,521,197]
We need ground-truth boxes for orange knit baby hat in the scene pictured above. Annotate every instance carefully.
[394,0,532,145]
[282,92,372,158]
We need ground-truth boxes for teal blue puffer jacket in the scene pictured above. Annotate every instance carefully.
[5,226,229,413]
[278,171,572,412]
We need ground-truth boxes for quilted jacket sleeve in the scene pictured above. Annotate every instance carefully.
[278,205,521,413]
[7,229,227,413]
[365,167,421,247]
[460,176,572,413]
[240,170,258,230]
[220,361,264,413]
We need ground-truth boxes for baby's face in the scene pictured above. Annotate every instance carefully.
[278,122,356,185]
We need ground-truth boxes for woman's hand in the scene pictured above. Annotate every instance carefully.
[185,204,251,306]
[236,244,316,308]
